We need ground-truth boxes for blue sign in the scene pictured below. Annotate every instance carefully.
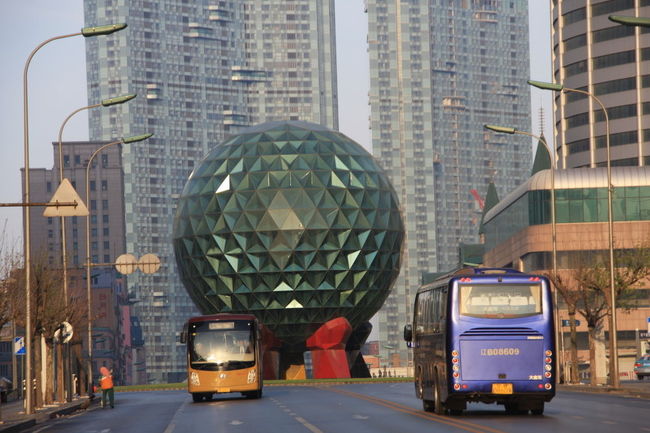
[14,337,25,355]
[562,319,581,327]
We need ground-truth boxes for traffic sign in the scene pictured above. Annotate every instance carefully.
[562,319,581,327]
[54,321,74,344]
[14,337,25,355]
[43,178,89,217]
[115,253,138,274]
[138,253,161,274]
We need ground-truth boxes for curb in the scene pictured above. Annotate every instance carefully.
[0,398,98,433]
[558,384,650,400]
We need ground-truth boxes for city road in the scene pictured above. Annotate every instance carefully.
[23,382,650,433]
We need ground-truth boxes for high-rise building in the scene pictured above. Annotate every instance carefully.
[366,0,532,364]
[84,0,338,382]
[551,1,650,169]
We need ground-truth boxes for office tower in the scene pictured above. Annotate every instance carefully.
[551,1,650,169]
[84,0,338,382]
[25,142,126,270]
[367,0,532,364]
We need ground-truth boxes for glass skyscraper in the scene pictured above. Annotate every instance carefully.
[84,0,338,382]
[366,0,532,364]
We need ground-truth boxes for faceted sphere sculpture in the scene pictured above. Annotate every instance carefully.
[173,121,404,344]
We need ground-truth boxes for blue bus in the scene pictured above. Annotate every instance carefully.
[404,267,555,415]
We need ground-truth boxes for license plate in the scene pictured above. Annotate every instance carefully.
[492,383,513,394]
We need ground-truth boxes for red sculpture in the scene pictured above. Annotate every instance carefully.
[306,317,353,379]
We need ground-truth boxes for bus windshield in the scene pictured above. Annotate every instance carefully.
[189,320,255,370]
[459,283,542,318]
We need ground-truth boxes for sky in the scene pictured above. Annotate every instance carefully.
[0,0,552,250]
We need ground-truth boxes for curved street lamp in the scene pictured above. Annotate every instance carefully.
[22,22,127,414]
[85,133,152,395]
[484,124,565,379]
[528,79,618,388]
[55,93,135,402]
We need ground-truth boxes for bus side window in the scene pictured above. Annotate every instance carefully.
[414,294,425,334]
[439,290,447,332]
[431,289,440,332]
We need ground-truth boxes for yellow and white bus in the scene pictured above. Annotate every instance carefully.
[181,314,263,402]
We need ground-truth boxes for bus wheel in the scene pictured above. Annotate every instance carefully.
[192,393,203,403]
[433,377,444,415]
[422,398,435,412]
[416,371,424,399]
[530,402,544,415]
[504,402,522,414]
[243,390,263,399]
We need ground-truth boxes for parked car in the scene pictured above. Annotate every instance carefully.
[634,354,650,380]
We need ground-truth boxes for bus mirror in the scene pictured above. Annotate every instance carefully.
[180,330,187,344]
[403,324,413,342]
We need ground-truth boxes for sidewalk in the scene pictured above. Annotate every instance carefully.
[0,396,98,433]
[558,382,650,400]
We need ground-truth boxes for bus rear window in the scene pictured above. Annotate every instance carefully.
[459,284,542,318]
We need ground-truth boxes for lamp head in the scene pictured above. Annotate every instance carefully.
[609,15,650,27]
[528,80,563,92]
[484,124,516,134]
[82,23,127,37]
[101,94,137,107]
[123,133,153,144]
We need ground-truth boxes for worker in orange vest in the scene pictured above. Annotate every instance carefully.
[99,366,114,408]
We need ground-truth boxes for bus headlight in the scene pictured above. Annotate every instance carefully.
[190,371,200,386]
[247,369,256,384]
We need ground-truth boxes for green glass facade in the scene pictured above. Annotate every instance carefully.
[173,121,404,345]
[484,185,650,251]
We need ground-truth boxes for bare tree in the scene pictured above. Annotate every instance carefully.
[0,225,22,330]
[7,250,85,406]
[545,270,581,384]
[570,244,650,385]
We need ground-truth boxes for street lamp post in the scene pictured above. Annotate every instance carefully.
[85,134,151,395]
[483,124,565,380]
[22,22,127,414]
[55,94,135,402]
[528,79,618,388]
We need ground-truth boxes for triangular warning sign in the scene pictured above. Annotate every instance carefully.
[43,178,89,217]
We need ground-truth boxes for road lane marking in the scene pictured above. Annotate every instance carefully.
[162,400,188,433]
[325,387,509,433]
[271,394,325,433]
[294,416,326,433]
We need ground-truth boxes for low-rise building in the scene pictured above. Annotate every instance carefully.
[482,166,650,382]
